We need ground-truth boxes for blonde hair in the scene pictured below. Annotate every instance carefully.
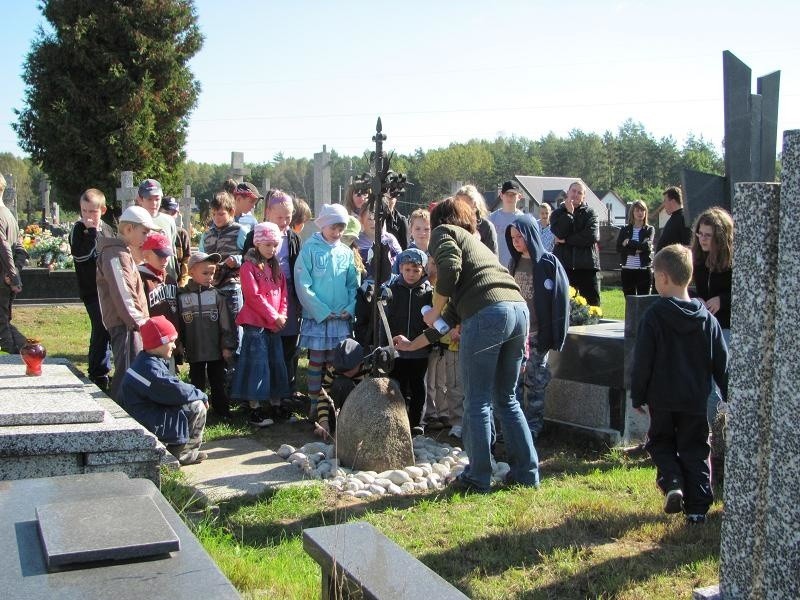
[408,208,430,228]
[80,188,107,209]
[455,184,489,219]
[627,199,649,226]
[653,244,693,287]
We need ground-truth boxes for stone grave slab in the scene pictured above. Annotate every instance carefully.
[0,360,85,390]
[36,495,180,568]
[1,472,239,599]
[0,391,105,426]
[181,437,310,503]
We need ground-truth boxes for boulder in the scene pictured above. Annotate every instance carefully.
[335,377,414,472]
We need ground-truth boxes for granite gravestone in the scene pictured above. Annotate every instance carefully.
[38,178,51,224]
[229,151,250,184]
[115,171,137,210]
[313,144,331,216]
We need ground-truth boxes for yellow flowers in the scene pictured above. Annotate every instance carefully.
[569,288,602,326]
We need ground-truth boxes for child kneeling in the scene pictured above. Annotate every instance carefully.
[118,315,209,466]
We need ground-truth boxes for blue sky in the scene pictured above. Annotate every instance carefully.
[1,0,798,164]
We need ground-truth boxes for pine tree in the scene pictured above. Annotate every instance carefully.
[14,0,203,211]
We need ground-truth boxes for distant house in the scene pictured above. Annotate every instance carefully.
[597,190,628,225]
[512,176,611,224]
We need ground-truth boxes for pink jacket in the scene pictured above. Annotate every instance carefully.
[236,251,287,332]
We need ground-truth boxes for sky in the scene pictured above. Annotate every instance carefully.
[1,0,798,166]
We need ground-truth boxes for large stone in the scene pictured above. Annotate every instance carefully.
[336,377,414,472]
[0,391,105,426]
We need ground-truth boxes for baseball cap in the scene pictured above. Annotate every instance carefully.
[138,179,163,198]
[501,181,520,194]
[141,232,174,257]
[161,196,179,212]
[118,205,162,231]
[188,251,222,270]
[234,182,264,200]
[332,338,364,372]
[140,315,178,351]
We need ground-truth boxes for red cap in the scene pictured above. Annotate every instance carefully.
[140,316,178,350]
[141,232,174,257]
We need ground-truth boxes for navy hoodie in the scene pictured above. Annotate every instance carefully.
[631,297,728,415]
[505,214,570,353]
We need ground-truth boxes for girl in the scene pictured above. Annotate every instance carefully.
[617,199,655,296]
[357,198,402,283]
[294,204,359,423]
[344,183,369,217]
[231,221,289,427]
[291,197,312,234]
[455,184,498,256]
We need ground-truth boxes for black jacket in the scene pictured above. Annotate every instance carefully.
[692,263,731,329]
[69,220,115,301]
[386,276,433,359]
[549,203,600,270]
[385,208,408,251]
[656,208,691,251]
[616,224,655,268]
[631,297,728,415]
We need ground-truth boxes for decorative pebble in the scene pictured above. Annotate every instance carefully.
[355,472,375,485]
[344,480,364,492]
[277,444,296,459]
[309,452,325,464]
[431,463,450,477]
[367,484,387,495]
[387,483,404,495]
[288,452,308,463]
[300,442,330,455]
[374,478,393,489]
[404,466,424,478]
[385,470,412,485]
[354,490,373,498]
[400,482,416,493]
[416,463,433,476]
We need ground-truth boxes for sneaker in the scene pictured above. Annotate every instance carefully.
[411,425,425,436]
[686,513,707,525]
[446,474,491,494]
[179,450,208,466]
[664,489,684,514]
[448,425,463,439]
[249,408,274,427]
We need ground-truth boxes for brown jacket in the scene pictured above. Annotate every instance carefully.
[96,237,149,330]
[0,203,21,288]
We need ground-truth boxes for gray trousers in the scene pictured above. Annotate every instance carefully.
[167,400,207,463]
[108,325,142,401]
[0,284,26,354]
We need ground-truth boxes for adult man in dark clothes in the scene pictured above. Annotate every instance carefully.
[385,195,408,251]
[550,181,601,305]
[656,186,692,251]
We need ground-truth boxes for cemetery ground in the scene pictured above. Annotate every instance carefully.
[8,289,722,599]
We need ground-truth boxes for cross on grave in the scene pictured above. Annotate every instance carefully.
[180,185,193,233]
[228,152,250,184]
[313,144,331,216]
[38,178,51,224]
[116,171,137,210]
[2,173,17,219]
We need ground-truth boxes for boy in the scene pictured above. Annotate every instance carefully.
[489,180,523,267]
[118,315,209,466]
[96,205,160,401]
[506,214,570,441]
[69,188,114,390]
[314,337,368,438]
[386,247,432,435]
[138,232,180,335]
[631,244,728,524]
[135,178,178,280]
[407,208,431,252]
[178,252,238,417]
[200,191,246,327]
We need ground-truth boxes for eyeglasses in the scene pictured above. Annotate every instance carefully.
[696,232,713,240]
[354,191,369,196]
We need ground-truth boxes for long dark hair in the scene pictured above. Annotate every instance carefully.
[430,197,476,233]
[691,206,733,272]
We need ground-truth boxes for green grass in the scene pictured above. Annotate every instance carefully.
[600,286,626,320]
[11,303,722,599]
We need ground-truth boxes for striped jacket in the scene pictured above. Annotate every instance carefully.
[200,221,245,287]
[96,237,149,330]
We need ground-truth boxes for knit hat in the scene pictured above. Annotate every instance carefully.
[188,251,222,270]
[396,247,427,268]
[332,338,364,372]
[341,216,361,245]
[140,315,178,351]
[253,221,282,246]
[314,203,349,229]
[141,232,174,257]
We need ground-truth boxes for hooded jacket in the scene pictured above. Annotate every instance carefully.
[631,297,728,414]
[96,236,149,331]
[199,220,245,287]
[549,202,600,270]
[294,232,358,323]
[178,280,238,363]
[386,274,433,359]
[138,263,180,333]
[506,214,570,353]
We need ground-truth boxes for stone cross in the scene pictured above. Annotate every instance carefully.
[115,171,137,210]
[180,185,193,233]
[313,144,331,216]
[39,178,51,224]
[51,202,60,225]
[228,152,250,184]
[2,173,17,219]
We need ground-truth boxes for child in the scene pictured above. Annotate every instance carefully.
[386,247,433,435]
[631,244,728,525]
[178,252,238,417]
[315,337,368,438]
[231,222,290,427]
[96,205,160,401]
[294,203,359,419]
[506,214,570,441]
[118,315,209,466]
[424,326,465,439]
[407,208,431,252]
[199,191,246,327]
[69,188,114,390]
[291,197,312,234]
[138,232,180,342]
[357,198,402,283]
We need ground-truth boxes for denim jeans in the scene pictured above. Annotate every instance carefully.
[459,301,539,490]
[516,337,550,441]
[83,296,111,379]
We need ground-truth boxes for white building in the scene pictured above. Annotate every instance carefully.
[513,176,611,224]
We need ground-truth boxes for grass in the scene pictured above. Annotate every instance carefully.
[9,293,722,599]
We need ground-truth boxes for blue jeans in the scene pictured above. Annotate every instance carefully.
[459,301,539,490]
[83,296,111,379]
[516,337,550,442]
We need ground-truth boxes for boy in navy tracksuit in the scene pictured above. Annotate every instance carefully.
[631,244,728,524]
[506,214,570,441]
[118,315,209,466]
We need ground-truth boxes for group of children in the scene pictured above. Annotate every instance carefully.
[70,179,728,526]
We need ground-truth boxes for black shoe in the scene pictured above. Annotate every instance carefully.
[411,426,424,436]
[249,408,274,427]
[686,513,707,525]
[446,474,491,494]
[91,375,110,392]
[664,489,684,514]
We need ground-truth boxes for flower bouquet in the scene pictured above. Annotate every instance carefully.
[568,286,602,326]
[22,226,74,270]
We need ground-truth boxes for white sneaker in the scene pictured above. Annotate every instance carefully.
[448,425,462,439]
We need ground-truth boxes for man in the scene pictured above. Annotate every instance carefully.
[550,181,601,306]
[0,173,27,353]
[488,180,524,267]
[136,179,177,279]
[384,194,408,250]
[656,186,692,251]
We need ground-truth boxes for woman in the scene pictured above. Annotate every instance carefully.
[692,207,732,331]
[454,184,498,257]
[538,203,556,252]
[344,183,369,217]
[616,199,655,296]
[394,197,538,493]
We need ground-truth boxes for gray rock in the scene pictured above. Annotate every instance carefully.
[354,472,375,485]
[277,444,295,459]
[404,466,424,478]
[367,484,386,495]
[353,490,373,499]
[335,377,414,472]
[386,483,404,495]
[374,477,394,489]
[400,482,416,494]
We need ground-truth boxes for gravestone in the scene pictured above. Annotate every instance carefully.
[3,172,17,219]
[181,184,193,232]
[229,151,250,184]
[313,144,331,216]
[116,171,137,210]
[38,178,51,224]
[51,201,60,225]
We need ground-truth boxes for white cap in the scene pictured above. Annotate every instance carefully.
[119,205,162,231]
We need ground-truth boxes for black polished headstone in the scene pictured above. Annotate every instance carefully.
[623,294,660,389]
[680,169,728,224]
[548,321,625,389]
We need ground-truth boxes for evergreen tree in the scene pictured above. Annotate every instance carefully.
[14,0,203,211]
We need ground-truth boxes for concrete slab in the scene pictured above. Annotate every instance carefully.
[181,437,311,504]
